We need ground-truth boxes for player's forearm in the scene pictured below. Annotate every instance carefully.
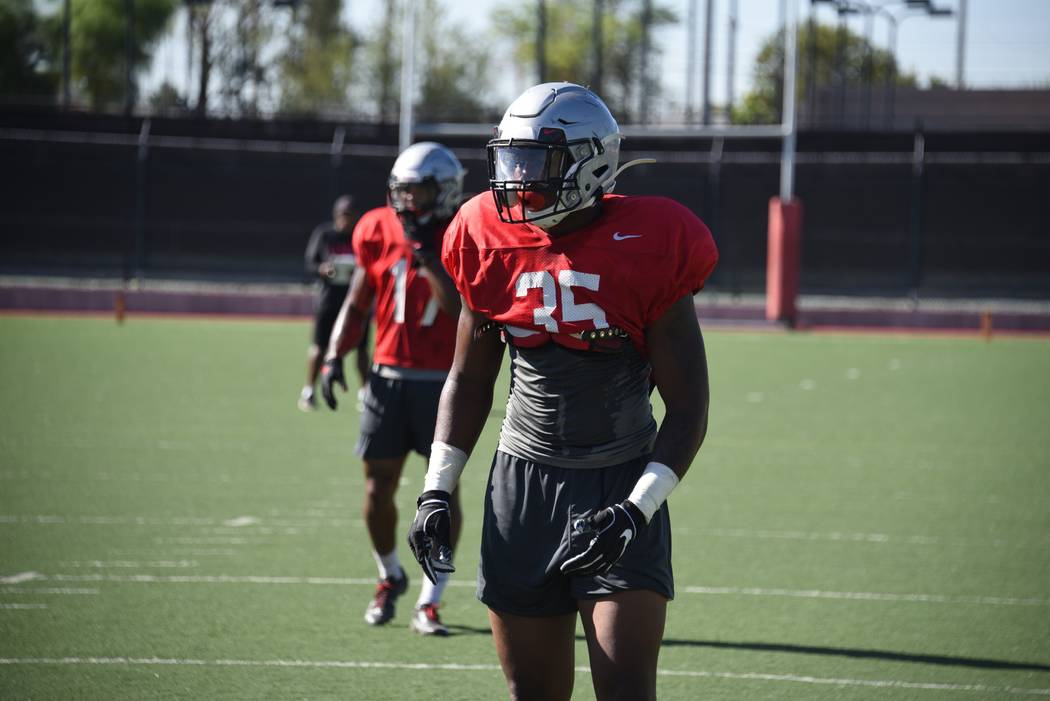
[418,260,462,317]
[628,395,706,524]
[304,233,323,273]
[325,300,366,360]
[650,398,708,480]
[645,295,710,480]
[432,372,494,456]
[421,372,494,496]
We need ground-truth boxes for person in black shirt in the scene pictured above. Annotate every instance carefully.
[300,195,370,411]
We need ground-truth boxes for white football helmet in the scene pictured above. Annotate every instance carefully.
[388,142,466,221]
[487,82,622,230]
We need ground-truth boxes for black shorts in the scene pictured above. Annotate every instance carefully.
[354,371,444,460]
[312,284,349,347]
[478,451,674,617]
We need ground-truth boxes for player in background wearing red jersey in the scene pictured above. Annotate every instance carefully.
[322,142,465,636]
[407,83,718,698]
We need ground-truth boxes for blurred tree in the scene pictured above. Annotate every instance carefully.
[148,78,187,112]
[186,1,280,117]
[278,0,357,114]
[490,0,676,123]
[734,21,917,125]
[414,0,491,122]
[214,0,277,116]
[0,0,59,101]
[188,0,215,115]
[357,0,398,122]
[49,0,176,110]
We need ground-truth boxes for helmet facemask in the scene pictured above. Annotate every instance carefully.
[488,132,607,229]
[387,142,466,226]
[388,178,441,224]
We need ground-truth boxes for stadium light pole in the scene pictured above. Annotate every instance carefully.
[700,0,713,125]
[537,0,547,83]
[954,0,967,87]
[726,0,738,119]
[399,0,416,153]
[685,0,697,122]
[780,0,798,202]
[592,0,604,96]
[878,2,953,128]
[124,0,135,116]
[883,7,945,128]
[62,0,71,109]
[835,1,893,129]
[639,0,653,123]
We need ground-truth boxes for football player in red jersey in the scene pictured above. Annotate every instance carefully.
[407,83,718,699]
[322,142,465,636]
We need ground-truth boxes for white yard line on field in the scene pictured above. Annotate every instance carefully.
[6,513,1040,549]
[0,657,1047,696]
[0,572,42,584]
[0,513,356,529]
[59,561,198,569]
[1,587,98,595]
[693,527,936,544]
[680,586,1049,606]
[10,572,1044,607]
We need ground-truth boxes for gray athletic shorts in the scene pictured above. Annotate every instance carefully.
[354,369,444,460]
[478,451,674,617]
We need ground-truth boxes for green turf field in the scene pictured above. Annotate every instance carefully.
[1,315,1048,700]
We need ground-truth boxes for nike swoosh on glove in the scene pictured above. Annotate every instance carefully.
[559,501,646,578]
[407,490,456,585]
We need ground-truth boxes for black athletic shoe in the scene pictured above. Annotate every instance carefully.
[363,571,408,625]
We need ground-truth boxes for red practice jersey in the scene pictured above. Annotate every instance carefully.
[353,207,457,371]
[442,193,718,355]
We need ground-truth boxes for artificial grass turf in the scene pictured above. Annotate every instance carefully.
[1,316,1048,699]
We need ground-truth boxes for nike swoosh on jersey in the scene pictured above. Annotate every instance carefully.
[612,232,643,241]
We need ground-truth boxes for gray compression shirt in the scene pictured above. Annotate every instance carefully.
[496,340,657,469]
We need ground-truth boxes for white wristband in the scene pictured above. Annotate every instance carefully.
[423,441,468,493]
[627,461,680,524]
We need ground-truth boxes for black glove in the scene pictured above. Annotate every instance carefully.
[559,501,646,578]
[320,357,346,410]
[407,490,456,585]
[399,215,439,267]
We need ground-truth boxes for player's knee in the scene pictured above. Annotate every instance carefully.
[506,675,572,701]
[593,673,655,701]
[364,473,399,502]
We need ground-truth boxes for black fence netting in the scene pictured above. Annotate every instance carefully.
[2,110,1049,297]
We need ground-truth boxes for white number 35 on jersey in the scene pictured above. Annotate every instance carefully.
[511,270,609,337]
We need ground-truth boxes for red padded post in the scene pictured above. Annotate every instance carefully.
[766,197,803,325]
